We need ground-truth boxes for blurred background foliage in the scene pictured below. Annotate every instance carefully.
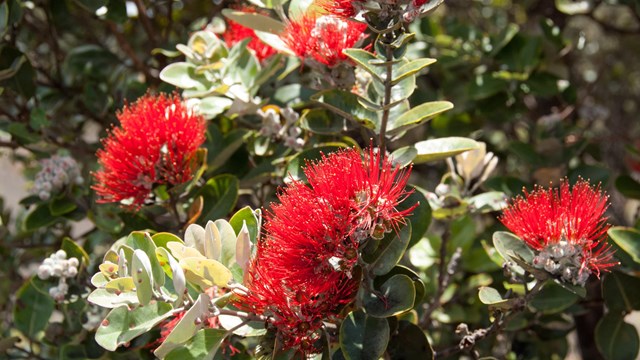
[1,0,640,359]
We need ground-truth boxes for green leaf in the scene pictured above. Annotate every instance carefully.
[311,89,378,130]
[24,203,59,231]
[214,219,238,267]
[197,175,239,223]
[126,232,165,287]
[595,313,640,360]
[106,0,128,23]
[365,223,412,276]
[61,237,90,266]
[363,274,416,318]
[165,328,228,360]
[29,108,50,130]
[300,108,346,135]
[391,58,437,85]
[155,293,211,358]
[87,288,139,309]
[386,321,433,360]
[342,49,384,83]
[478,286,515,310]
[131,250,154,306]
[395,137,480,164]
[492,231,535,275]
[387,101,453,135]
[608,227,640,263]
[602,271,640,312]
[159,63,207,90]
[13,278,55,338]
[615,175,640,200]
[402,188,431,249]
[95,302,173,351]
[528,281,579,314]
[198,96,233,119]
[49,196,77,216]
[221,9,285,34]
[229,206,260,244]
[152,232,184,249]
[339,310,389,360]
[468,192,508,213]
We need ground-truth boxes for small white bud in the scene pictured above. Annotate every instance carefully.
[55,250,67,260]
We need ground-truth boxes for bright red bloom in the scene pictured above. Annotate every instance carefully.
[241,147,415,353]
[500,179,617,281]
[281,14,367,67]
[93,93,206,208]
[223,6,277,62]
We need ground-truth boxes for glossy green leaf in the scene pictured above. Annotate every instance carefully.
[402,188,431,249]
[395,137,480,164]
[608,227,640,263]
[386,321,433,360]
[229,206,259,244]
[159,63,206,89]
[95,302,173,351]
[615,175,640,200]
[595,313,640,360]
[363,274,416,318]
[197,175,239,223]
[152,232,184,249]
[387,101,453,135]
[366,223,412,276]
[602,271,640,312]
[340,310,389,360]
[528,281,579,314]
[24,203,59,231]
[156,247,186,302]
[61,237,90,266]
[155,293,210,358]
[13,278,55,337]
[165,329,228,360]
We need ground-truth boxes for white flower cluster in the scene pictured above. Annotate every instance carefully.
[37,250,79,302]
[258,106,305,150]
[32,155,83,201]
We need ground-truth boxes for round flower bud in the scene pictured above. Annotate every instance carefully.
[67,266,78,277]
[55,250,67,260]
[52,264,64,277]
[68,257,79,268]
[37,265,52,280]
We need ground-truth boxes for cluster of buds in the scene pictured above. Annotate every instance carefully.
[37,250,79,302]
[258,106,305,150]
[32,155,83,201]
[532,241,590,286]
[320,0,438,25]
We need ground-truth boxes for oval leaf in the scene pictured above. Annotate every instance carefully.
[339,309,389,360]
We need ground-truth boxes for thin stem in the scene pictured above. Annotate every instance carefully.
[378,37,394,152]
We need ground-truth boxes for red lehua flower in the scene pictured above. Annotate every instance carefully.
[223,6,277,62]
[281,14,367,67]
[93,93,206,208]
[500,179,617,281]
[240,147,415,353]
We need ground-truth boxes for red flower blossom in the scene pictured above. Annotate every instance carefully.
[93,93,206,208]
[240,147,415,353]
[500,179,617,284]
[281,14,367,67]
[223,6,277,62]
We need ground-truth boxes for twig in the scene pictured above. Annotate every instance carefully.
[132,0,159,48]
[378,36,394,152]
[420,246,462,327]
